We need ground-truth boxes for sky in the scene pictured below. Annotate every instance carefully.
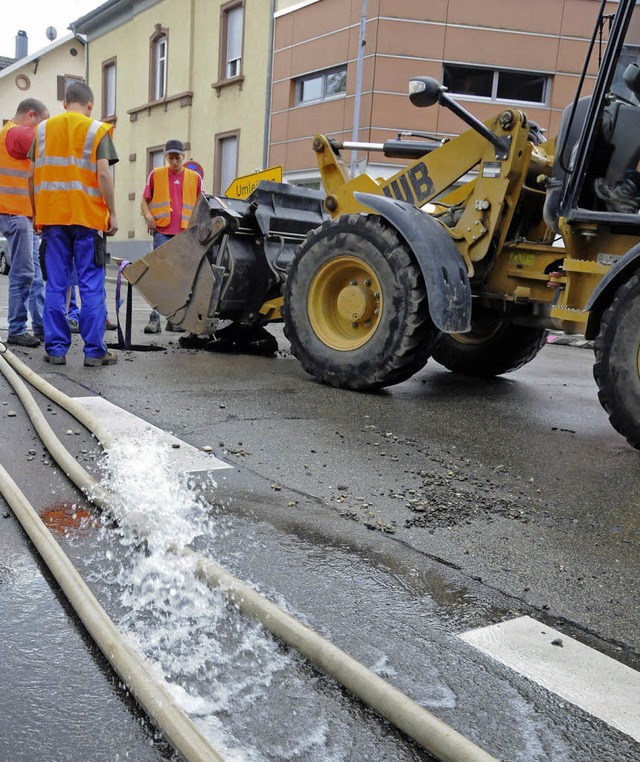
[0,0,105,59]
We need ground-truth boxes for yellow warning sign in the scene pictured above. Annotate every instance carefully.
[225,166,283,199]
[509,252,535,266]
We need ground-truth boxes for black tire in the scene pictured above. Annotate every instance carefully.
[0,252,8,276]
[593,271,640,449]
[432,309,547,377]
[282,214,438,390]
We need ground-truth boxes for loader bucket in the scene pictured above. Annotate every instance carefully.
[121,195,226,335]
[121,182,328,336]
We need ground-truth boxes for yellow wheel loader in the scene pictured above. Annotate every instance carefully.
[123,0,640,449]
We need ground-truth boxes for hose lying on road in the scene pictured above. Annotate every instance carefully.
[1,349,114,450]
[0,352,224,762]
[0,348,499,762]
[186,547,497,762]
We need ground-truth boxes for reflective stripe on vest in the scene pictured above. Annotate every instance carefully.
[0,121,33,216]
[151,166,200,230]
[33,112,112,230]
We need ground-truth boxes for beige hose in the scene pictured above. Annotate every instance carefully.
[1,349,114,449]
[186,548,498,762]
[0,349,499,762]
[0,353,223,762]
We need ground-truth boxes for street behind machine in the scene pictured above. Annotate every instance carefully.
[123,0,640,450]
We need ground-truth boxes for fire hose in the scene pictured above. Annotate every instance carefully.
[0,346,498,762]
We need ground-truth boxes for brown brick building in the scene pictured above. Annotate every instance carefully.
[269,0,607,185]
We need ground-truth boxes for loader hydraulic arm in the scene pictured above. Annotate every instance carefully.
[408,77,512,160]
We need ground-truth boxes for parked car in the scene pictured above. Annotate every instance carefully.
[0,236,9,275]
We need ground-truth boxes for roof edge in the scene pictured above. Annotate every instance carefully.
[0,33,85,81]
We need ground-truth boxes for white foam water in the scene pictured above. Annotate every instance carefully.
[93,435,339,761]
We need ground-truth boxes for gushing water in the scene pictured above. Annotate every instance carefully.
[99,436,209,553]
[93,436,340,761]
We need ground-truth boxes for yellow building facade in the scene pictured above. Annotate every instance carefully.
[72,0,273,258]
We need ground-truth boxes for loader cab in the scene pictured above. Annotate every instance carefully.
[548,0,640,231]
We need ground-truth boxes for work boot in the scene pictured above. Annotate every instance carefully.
[84,350,118,367]
[594,177,640,214]
[7,333,41,348]
[166,321,185,332]
[43,354,66,365]
[144,310,162,334]
[68,318,80,334]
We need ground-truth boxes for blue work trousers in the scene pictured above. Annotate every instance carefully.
[42,225,107,359]
[0,213,34,338]
[67,261,80,322]
[29,233,45,336]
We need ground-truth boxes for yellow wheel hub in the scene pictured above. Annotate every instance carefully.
[308,256,383,350]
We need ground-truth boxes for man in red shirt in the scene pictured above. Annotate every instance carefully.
[140,139,204,333]
[0,98,49,347]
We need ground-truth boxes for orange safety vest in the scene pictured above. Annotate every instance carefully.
[149,166,199,229]
[0,121,32,217]
[33,111,113,231]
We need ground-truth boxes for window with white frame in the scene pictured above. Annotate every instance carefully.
[220,2,244,81]
[443,64,550,105]
[145,147,166,182]
[151,149,165,170]
[102,59,116,118]
[296,66,347,105]
[216,133,239,194]
[151,30,168,101]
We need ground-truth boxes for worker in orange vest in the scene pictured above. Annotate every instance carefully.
[29,82,118,366]
[140,139,204,333]
[0,98,49,347]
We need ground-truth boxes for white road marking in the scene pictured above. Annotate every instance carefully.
[459,615,640,742]
[74,396,231,472]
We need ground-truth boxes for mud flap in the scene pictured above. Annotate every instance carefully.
[354,192,471,333]
[122,196,228,335]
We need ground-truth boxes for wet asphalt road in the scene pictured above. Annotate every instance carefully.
[0,272,638,760]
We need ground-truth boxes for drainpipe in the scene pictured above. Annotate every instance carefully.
[187,0,195,155]
[82,33,89,88]
[263,0,276,170]
[350,0,367,175]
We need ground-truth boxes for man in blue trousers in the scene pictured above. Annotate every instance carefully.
[29,82,118,366]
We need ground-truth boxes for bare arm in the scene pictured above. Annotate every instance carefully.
[140,195,157,232]
[97,158,118,236]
